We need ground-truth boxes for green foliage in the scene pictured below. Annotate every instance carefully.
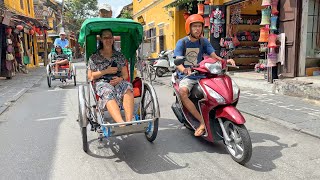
[64,0,98,33]
[119,10,132,19]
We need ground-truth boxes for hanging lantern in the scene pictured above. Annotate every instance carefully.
[16,25,24,31]
[260,8,271,25]
[271,0,279,15]
[183,12,190,20]
[258,27,269,42]
[198,3,204,15]
[268,33,277,48]
[270,16,278,31]
[6,27,12,34]
[261,0,271,6]
[29,29,34,35]
[204,17,210,27]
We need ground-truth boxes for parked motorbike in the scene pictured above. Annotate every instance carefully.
[153,50,175,77]
[171,56,252,165]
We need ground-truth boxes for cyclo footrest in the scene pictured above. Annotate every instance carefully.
[101,118,155,137]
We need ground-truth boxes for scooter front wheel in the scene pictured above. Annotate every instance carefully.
[223,121,252,165]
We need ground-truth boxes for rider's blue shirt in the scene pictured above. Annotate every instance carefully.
[174,37,215,79]
[54,38,69,48]
[174,36,215,65]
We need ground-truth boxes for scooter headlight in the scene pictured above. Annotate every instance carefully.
[204,61,222,74]
[231,79,240,101]
[204,85,226,104]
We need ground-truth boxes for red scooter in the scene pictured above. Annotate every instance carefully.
[171,56,252,165]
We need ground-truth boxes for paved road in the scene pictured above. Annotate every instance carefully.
[0,63,319,180]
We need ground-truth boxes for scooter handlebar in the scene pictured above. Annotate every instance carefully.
[226,65,240,69]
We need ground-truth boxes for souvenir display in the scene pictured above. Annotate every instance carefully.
[270,16,278,31]
[210,7,225,38]
[260,8,271,25]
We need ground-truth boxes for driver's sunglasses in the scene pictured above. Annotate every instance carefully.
[102,36,113,40]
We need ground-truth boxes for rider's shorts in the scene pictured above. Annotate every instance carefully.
[179,78,198,93]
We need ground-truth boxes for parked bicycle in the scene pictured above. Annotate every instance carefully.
[136,56,156,83]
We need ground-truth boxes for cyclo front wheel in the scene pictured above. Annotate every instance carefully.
[141,82,160,142]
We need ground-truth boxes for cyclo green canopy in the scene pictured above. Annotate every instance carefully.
[78,18,143,78]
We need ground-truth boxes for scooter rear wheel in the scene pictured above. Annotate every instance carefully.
[223,121,252,165]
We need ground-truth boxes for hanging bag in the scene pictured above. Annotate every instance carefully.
[6,53,14,61]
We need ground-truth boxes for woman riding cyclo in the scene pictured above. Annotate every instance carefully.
[51,45,70,73]
[87,29,134,125]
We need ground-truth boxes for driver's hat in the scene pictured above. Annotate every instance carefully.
[99,3,112,11]
[59,31,66,36]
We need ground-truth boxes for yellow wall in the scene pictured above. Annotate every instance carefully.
[4,0,35,17]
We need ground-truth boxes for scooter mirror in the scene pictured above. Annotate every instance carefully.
[174,56,186,66]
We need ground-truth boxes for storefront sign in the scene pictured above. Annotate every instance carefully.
[137,16,145,25]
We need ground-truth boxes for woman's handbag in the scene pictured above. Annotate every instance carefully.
[6,53,14,61]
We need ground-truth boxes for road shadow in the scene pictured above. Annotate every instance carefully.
[86,118,228,174]
[244,130,298,172]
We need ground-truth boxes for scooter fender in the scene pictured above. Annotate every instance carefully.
[153,59,169,68]
[215,106,246,124]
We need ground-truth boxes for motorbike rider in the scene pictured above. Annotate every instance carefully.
[174,14,236,136]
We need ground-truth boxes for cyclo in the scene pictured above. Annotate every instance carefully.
[77,18,160,153]
[46,47,76,87]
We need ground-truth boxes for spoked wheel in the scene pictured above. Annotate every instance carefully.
[78,85,89,152]
[73,64,77,86]
[141,82,160,142]
[47,75,52,88]
[46,65,52,88]
[149,66,156,81]
[223,121,252,165]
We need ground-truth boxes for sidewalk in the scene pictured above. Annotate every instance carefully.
[228,71,320,100]
[153,73,320,139]
[0,67,46,115]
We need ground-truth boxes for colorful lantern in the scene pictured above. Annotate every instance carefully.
[16,25,23,31]
[29,29,34,35]
[260,8,271,25]
[183,12,190,20]
[6,27,12,34]
[261,0,271,6]
[267,33,277,48]
[198,3,204,15]
[204,17,210,27]
[258,27,269,42]
[270,16,278,30]
[271,0,279,15]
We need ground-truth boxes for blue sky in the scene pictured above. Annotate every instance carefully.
[56,0,132,18]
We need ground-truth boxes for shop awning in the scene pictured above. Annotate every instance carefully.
[13,14,43,27]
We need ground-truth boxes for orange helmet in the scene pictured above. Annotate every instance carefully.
[185,14,204,35]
